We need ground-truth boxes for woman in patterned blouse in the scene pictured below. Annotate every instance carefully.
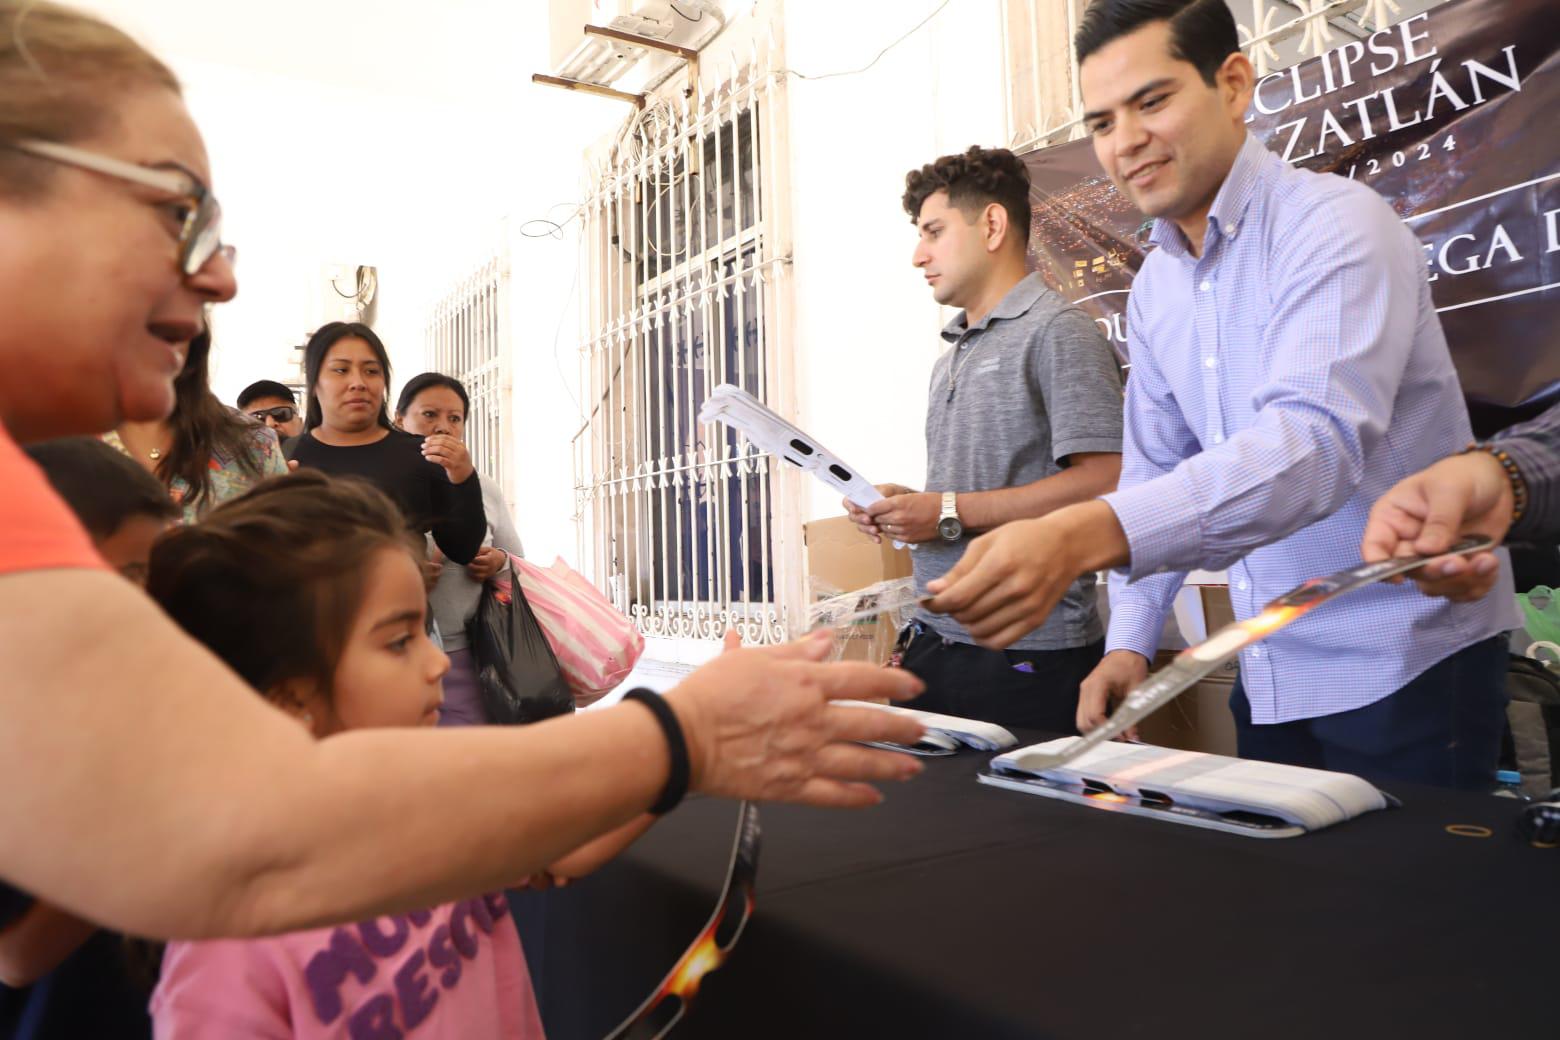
[105,328,286,522]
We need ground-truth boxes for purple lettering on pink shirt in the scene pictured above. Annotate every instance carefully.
[393,950,440,1030]
[357,915,411,958]
[483,892,509,922]
[448,901,479,960]
[407,908,434,928]
[347,994,403,1040]
[427,924,462,989]
[470,896,495,935]
[305,927,379,1024]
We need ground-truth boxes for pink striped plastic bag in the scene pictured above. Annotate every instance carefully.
[508,556,644,705]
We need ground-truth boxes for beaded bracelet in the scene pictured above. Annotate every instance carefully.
[1464,441,1528,523]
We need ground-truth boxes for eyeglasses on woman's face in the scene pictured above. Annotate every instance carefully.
[9,139,226,276]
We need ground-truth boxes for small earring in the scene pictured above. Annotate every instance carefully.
[301,711,314,725]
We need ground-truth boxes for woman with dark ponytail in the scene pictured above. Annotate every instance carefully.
[395,371,525,726]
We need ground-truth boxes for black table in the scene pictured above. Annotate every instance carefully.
[512,733,1558,1039]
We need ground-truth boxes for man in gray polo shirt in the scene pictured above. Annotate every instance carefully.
[845,146,1124,731]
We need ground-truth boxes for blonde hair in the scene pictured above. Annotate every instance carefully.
[0,0,180,196]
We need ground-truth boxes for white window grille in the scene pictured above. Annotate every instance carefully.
[1002,0,1447,153]
[573,48,799,646]
[426,257,512,498]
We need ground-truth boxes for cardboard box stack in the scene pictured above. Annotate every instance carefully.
[804,516,914,665]
[1134,584,1239,757]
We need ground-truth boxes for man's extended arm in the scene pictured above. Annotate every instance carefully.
[1103,200,1416,581]
[1361,401,1560,600]
[1497,403,1560,545]
[864,306,1124,541]
[952,453,1121,531]
[929,291,1189,650]
[861,456,1120,542]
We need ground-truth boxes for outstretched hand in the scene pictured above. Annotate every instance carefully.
[664,630,928,808]
[926,501,1128,649]
[1361,452,1511,602]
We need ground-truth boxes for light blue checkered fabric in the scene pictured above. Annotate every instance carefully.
[1103,134,1517,725]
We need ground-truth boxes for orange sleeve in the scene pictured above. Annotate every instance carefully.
[0,422,106,575]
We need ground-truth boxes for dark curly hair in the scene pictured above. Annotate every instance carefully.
[901,146,1032,251]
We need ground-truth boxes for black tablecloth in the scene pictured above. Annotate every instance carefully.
[512,732,1558,1039]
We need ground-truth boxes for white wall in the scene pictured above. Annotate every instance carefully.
[783,0,1008,521]
[72,1,540,397]
[498,82,625,566]
[68,0,615,565]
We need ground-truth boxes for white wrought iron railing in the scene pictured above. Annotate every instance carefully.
[573,40,800,646]
[426,257,512,501]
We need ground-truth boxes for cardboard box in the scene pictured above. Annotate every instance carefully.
[804,516,914,665]
[1134,665,1239,758]
[1135,584,1239,755]
[1193,583,1240,680]
[1099,580,1238,755]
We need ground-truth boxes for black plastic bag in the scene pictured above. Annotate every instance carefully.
[468,576,574,725]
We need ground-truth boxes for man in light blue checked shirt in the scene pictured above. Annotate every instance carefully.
[927,0,1517,791]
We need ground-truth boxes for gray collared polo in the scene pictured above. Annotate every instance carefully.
[913,272,1124,651]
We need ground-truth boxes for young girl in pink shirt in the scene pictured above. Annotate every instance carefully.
[142,472,649,1039]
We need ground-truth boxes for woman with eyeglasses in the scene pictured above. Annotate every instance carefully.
[102,328,287,523]
[395,372,525,726]
[286,323,487,568]
[0,0,923,967]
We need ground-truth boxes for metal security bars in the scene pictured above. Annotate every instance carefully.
[426,257,512,499]
[573,46,799,646]
[1002,0,1447,152]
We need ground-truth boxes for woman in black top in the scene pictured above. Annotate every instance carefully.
[285,322,485,563]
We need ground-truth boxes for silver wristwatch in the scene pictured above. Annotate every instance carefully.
[936,492,963,542]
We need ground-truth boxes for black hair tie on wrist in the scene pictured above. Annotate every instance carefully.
[622,688,690,815]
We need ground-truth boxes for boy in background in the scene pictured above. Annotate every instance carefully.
[23,437,180,584]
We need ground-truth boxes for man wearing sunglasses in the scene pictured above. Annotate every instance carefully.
[237,380,303,445]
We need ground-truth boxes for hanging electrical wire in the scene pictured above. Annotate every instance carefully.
[788,0,953,82]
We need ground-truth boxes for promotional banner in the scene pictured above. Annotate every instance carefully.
[1022,0,1559,407]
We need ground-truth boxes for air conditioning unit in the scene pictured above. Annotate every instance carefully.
[547,0,727,91]
[318,263,379,328]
